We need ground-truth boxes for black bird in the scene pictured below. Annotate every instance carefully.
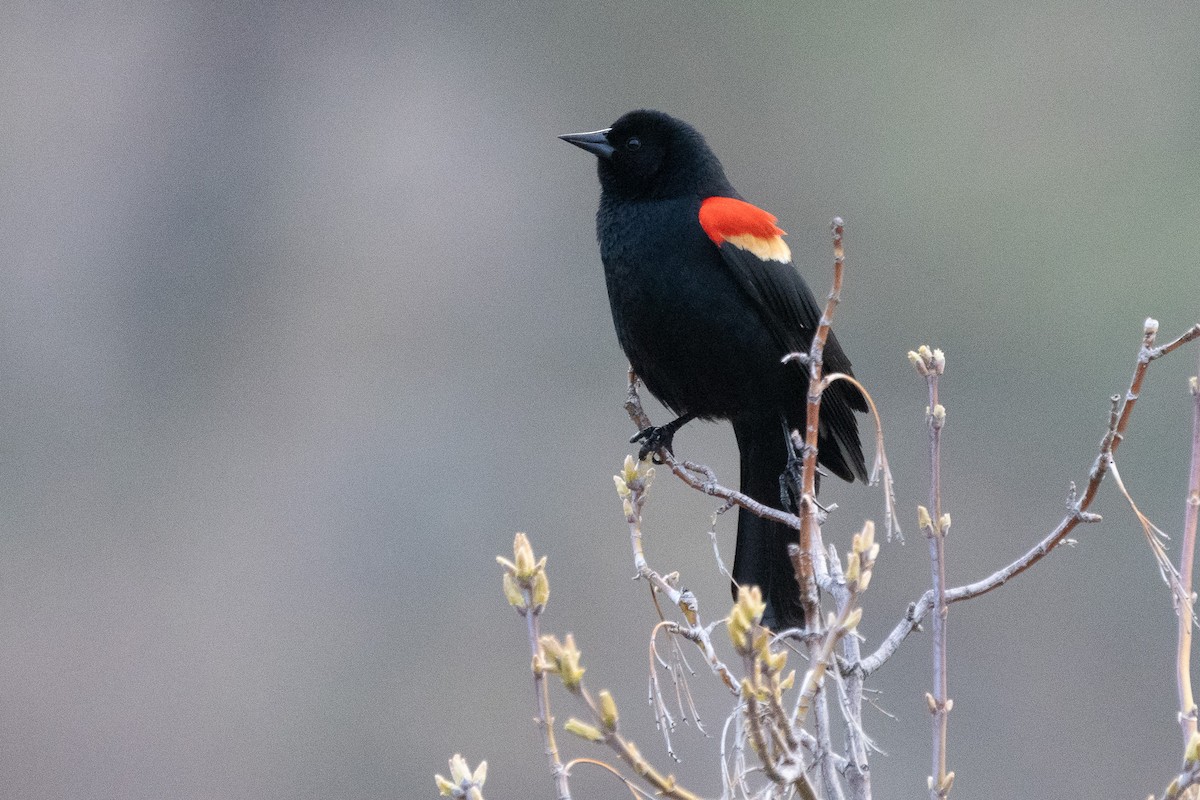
[560,109,868,630]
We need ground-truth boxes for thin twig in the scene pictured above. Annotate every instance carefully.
[793,217,848,622]
[574,684,706,800]
[785,588,860,800]
[818,371,903,543]
[794,217,853,800]
[562,758,653,800]
[527,592,572,799]
[618,456,741,695]
[624,376,802,532]
[1177,356,1200,750]
[825,543,871,800]
[859,319,1199,676]
[1160,758,1200,800]
[912,347,953,799]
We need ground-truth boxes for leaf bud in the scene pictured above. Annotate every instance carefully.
[564,718,605,742]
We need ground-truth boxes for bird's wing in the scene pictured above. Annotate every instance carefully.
[698,196,861,386]
[699,196,868,481]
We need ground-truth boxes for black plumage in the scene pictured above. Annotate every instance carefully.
[561,109,867,629]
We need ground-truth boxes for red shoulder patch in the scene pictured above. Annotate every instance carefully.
[698,196,784,242]
[698,197,791,263]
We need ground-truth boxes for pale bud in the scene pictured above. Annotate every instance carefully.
[598,690,619,731]
[752,629,769,657]
[502,572,524,608]
[1186,730,1200,765]
[729,586,766,653]
[843,607,863,630]
[512,532,535,578]
[557,633,585,690]
[854,520,876,553]
[564,717,605,742]
[532,570,550,608]
[449,753,471,784]
[622,454,638,482]
[539,634,563,664]
[857,568,872,592]
[918,505,932,530]
[908,349,928,376]
[844,552,860,584]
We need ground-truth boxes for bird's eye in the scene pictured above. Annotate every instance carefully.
[626,137,641,151]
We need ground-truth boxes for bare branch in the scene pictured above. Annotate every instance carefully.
[498,534,572,799]
[531,611,573,800]
[1148,322,1200,362]
[562,758,654,800]
[1177,359,1200,752]
[615,456,741,695]
[793,217,849,622]
[825,537,875,799]
[792,217,855,800]
[624,375,802,533]
[910,346,953,800]
[860,320,1198,676]
[819,372,903,543]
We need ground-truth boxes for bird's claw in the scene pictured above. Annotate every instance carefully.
[630,426,675,463]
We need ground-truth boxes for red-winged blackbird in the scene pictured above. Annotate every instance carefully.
[561,109,868,630]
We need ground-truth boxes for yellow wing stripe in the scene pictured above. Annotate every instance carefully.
[724,233,792,263]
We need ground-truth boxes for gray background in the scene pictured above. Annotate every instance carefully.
[4,1,1199,798]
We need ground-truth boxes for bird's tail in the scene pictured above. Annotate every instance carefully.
[731,416,806,631]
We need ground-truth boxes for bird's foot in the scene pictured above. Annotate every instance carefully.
[630,425,677,463]
[630,412,696,463]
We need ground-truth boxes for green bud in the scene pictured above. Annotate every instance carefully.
[564,717,605,742]
[598,690,619,731]
[502,572,524,608]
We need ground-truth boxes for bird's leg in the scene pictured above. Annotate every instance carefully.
[780,423,830,514]
[780,423,805,513]
[630,412,696,463]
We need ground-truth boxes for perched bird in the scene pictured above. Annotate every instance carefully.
[560,109,868,630]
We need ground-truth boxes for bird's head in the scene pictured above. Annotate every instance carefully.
[560,109,730,200]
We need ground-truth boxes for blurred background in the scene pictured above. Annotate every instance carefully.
[3,1,1198,797]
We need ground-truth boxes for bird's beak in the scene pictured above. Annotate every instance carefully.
[558,128,614,159]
